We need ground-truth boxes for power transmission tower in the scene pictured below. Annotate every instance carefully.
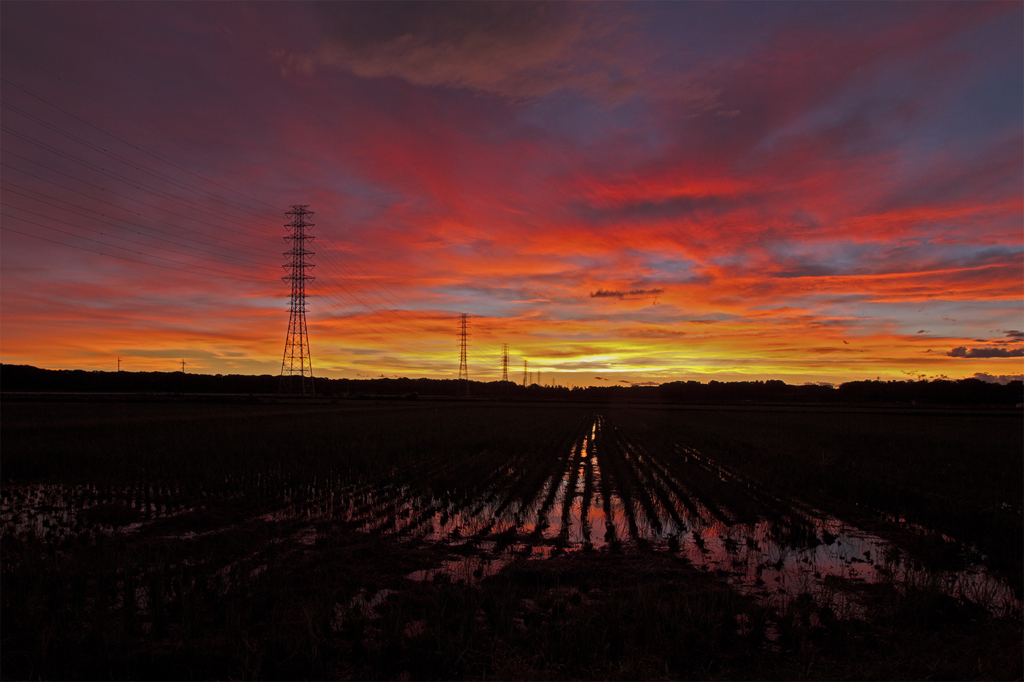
[457,313,470,396]
[279,205,316,395]
[523,359,528,386]
[501,343,509,382]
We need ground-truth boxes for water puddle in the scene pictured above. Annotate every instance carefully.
[407,554,510,584]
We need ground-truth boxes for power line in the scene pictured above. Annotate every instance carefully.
[0,117,282,237]
[0,99,281,227]
[313,249,438,337]
[0,201,271,269]
[2,71,448,331]
[306,287,424,350]
[0,175,281,260]
[0,57,484,370]
[0,151,282,247]
[0,211,268,282]
[304,298,442,357]
[0,103,286,234]
[0,224,265,284]
[0,69,285,218]
[0,139,284,245]
[0,180,277,265]
[3,155,446,358]
[3,129,444,342]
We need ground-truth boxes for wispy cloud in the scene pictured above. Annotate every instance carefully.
[0,2,1019,385]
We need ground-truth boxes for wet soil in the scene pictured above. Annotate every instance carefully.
[2,404,1021,679]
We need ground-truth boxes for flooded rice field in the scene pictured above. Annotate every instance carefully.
[4,401,1022,679]
[4,413,1019,622]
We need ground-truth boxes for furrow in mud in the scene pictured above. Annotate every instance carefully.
[528,427,582,544]
[594,418,643,543]
[592,417,619,548]
[619,439,687,534]
[605,424,664,538]
[556,436,586,548]
[579,429,597,547]
[488,413,587,533]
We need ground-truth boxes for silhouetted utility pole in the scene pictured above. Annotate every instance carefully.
[117,356,121,372]
[501,343,510,383]
[523,359,528,386]
[458,313,470,396]
[280,205,316,395]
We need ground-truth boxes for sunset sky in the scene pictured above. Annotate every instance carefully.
[1,2,1021,387]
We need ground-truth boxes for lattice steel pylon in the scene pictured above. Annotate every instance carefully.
[523,359,528,386]
[279,205,316,395]
[457,313,470,396]
[500,343,509,382]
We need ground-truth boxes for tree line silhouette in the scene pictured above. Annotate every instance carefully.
[2,364,1020,405]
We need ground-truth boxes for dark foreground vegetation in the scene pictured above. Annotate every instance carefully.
[2,401,1021,680]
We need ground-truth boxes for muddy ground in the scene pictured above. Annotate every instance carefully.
[2,401,1021,679]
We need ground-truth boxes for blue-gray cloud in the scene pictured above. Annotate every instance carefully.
[947,346,1024,358]
[590,288,664,300]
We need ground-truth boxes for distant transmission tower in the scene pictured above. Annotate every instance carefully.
[279,205,315,395]
[501,343,510,382]
[523,359,528,386]
[458,313,470,396]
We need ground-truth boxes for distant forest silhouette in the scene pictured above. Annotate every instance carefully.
[2,364,1021,405]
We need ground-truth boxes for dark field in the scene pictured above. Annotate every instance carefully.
[2,400,1021,680]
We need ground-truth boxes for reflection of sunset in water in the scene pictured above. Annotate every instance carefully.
[12,413,1013,619]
